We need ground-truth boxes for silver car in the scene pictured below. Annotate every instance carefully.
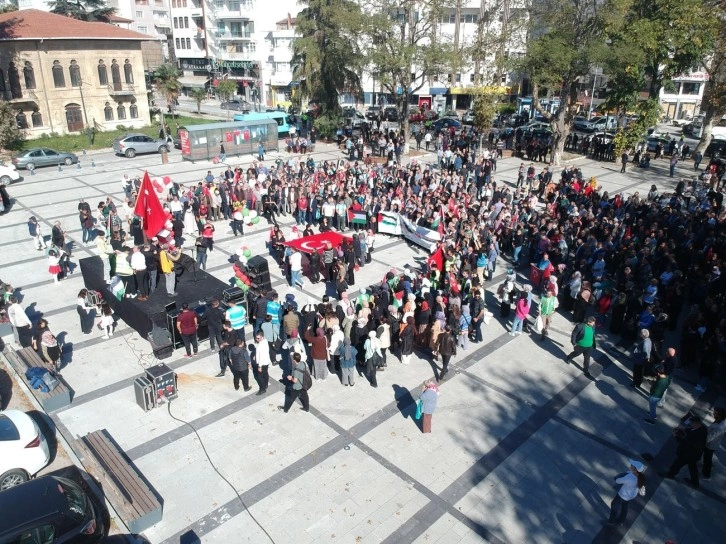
[113,133,170,158]
[12,148,79,170]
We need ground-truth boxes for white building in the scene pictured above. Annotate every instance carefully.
[108,0,172,63]
[659,70,708,122]
[169,0,299,105]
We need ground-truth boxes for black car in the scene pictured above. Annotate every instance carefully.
[705,139,726,159]
[431,117,462,132]
[383,106,398,122]
[0,474,106,543]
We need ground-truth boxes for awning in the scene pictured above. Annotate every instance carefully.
[429,87,447,95]
[179,75,209,88]
[449,86,512,95]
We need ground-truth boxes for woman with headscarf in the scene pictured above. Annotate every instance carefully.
[76,289,96,335]
[429,311,446,358]
[563,271,581,312]
[436,325,457,381]
[573,280,592,323]
[40,328,62,373]
[304,326,329,380]
[400,316,415,365]
[328,325,344,374]
[364,330,383,387]
[609,291,628,334]
[377,316,391,367]
[458,305,471,350]
[337,337,358,386]
[419,381,440,433]
[414,300,431,347]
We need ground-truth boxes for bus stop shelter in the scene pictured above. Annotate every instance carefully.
[178,120,278,162]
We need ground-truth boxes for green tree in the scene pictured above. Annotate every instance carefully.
[362,0,457,152]
[48,0,115,22]
[154,63,182,112]
[188,87,207,115]
[216,79,238,120]
[291,0,363,116]
[0,101,23,152]
[0,3,18,14]
[471,90,501,150]
[612,98,661,156]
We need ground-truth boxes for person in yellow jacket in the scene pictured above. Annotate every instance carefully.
[160,245,181,297]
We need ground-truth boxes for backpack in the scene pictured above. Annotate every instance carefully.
[301,368,313,391]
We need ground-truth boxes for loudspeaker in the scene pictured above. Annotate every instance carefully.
[247,256,269,276]
[149,325,173,359]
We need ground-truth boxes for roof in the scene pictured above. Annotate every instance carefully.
[184,120,278,132]
[108,14,134,24]
[0,9,151,41]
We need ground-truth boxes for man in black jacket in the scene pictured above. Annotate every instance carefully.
[206,298,225,353]
[665,414,708,488]
[229,338,252,392]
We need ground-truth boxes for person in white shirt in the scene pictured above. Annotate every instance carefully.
[7,297,33,346]
[252,331,271,395]
[289,247,304,290]
[322,197,336,220]
[130,246,148,300]
[606,459,646,526]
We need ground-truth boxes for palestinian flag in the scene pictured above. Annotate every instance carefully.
[110,276,125,301]
[392,290,404,309]
[348,209,368,225]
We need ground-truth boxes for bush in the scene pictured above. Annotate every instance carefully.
[313,112,343,139]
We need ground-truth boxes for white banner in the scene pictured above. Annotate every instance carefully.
[398,215,441,253]
[377,211,403,235]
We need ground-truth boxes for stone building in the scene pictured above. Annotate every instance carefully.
[0,9,152,137]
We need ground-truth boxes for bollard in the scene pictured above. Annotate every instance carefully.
[91,159,96,167]
[57,164,62,172]
[77,161,82,169]
[82,149,87,155]
[30,168,35,176]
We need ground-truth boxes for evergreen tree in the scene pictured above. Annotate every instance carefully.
[49,0,115,23]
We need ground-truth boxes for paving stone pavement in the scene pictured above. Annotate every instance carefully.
[1,143,724,543]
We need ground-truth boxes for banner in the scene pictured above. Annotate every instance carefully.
[399,215,441,253]
[283,231,353,254]
[348,209,368,225]
[134,171,167,237]
[377,211,403,236]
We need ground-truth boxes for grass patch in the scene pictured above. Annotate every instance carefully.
[22,114,214,154]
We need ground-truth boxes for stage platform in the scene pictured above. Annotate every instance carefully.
[79,255,231,340]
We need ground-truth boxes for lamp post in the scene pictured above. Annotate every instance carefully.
[588,67,603,119]
[78,78,94,145]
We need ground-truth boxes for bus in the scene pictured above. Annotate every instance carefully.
[233,111,292,136]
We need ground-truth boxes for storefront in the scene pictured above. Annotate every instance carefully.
[212,59,262,103]
[659,72,708,121]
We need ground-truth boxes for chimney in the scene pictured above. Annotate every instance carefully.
[287,13,292,28]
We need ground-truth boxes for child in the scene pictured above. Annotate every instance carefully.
[100,306,114,339]
[41,329,61,373]
[47,248,61,283]
[28,216,46,251]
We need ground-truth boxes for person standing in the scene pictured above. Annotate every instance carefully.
[228,337,252,392]
[419,381,440,434]
[669,154,678,177]
[435,326,457,381]
[76,289,95,335]
[566,316,597,379]
[538,289,556,340]
[469,289,486,343]
[664,414,708,488]
[399,316,415,365]
[632,329,652,389]
[252,331,271,395]
[176,303,199,358]
[289,247,304,290]
[27,217,46,251]
[225,299,247,342]
[643,366,670,425]
[305,326,330,380]
[278,352,310,413]
[160,245,180,297]
[206,298,225,353]
[7,296,33,347]
[702,407,726,480]
[364,331,383,388]
[510,292,531,336]
[337,337,357,386]
[620,151,629,173]
[130,246,148,301]
[606,459,646,526]
[216,321,239,377]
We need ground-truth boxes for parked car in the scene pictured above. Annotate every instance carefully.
[573,116,593,132]
[442,110,460,120]
[672,117,693,127]
[365,105,382,120]
[462,110,475,124]
[643,136,669,152]
[0,162,21,185]
[0,410,51,491]
[525,121,552,132]
[383,106,398,122]
[432,117,462,131]
[112,134,170,158]
[343,109,366,128]
[588,115,617,131]
[705,139,726,159]
[12,148,79,171]
[0,474,106,542]
[220,99,251,111]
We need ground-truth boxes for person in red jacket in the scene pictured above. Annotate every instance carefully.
[176,302,198,358]
[305,326,329,380]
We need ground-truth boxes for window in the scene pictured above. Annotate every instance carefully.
[111,60,122,90]
[138,26,148,34]
[681,82,700,95]
[186,38,191,48]
[462,14,478,24]
[136,10,143,17]
[455,74,461,83]
[98,60,108,85]
[8,62,22,98]
[31,109,43,128]
[124,60,134,84]
[104,102,114,121]
[16,111,28,129]
[130,100,138,118]
[52,60,65,87]
[184,17,189,28]
[65,103,84,131]
[69,60,82,87]
[215,0,223,8]
[23,61,36,90]
[175,38,181,48]
[217,21,225,34]
[117,103,127,120]
[230,1,239,10]
[173,17,178,29]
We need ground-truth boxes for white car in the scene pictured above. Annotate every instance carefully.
[525,121,552,132]
[0,162,21,186]
[0,410,51,491]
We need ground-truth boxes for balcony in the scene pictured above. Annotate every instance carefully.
[213,30,252,40]
[190,8,203,18]
[108,84,136,96]
[214,5,254,19]
[217,51,255,61]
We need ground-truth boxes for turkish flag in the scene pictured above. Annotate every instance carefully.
[134,171,167,237]
[427,246,444,271]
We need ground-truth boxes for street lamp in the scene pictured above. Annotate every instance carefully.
[588,67,603,119]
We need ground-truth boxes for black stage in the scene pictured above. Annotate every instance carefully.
[79,255,231,340]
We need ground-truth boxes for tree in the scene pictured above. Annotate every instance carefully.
[216,79,238,120]
[48,0,115,22]
[361,0,457,152]
[291,0,363,115]
[0,101,23,152]
[188,88,207,115]
[519,0,616,165]
[154,63,182,113]
[471,90,501,150]
[612,98,661,156]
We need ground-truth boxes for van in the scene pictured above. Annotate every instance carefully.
[233,111,291,136]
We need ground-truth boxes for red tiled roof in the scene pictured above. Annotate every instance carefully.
[109,14,134,24]
[0,9,151,41]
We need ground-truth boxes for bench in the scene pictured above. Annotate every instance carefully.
[3,347,72,412]
[77,429,163,534]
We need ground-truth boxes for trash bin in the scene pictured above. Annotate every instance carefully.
[161,151,169,164]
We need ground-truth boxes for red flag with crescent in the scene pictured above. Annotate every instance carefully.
[133,171,167,237]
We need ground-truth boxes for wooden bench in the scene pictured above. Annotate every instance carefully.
[3,347,72,412]
[77,429,163,534]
